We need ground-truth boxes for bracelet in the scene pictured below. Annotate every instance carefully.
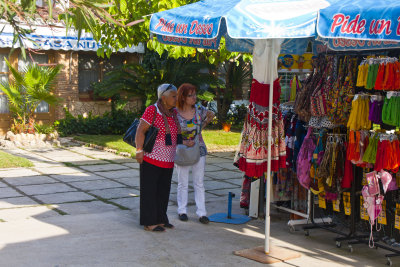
[136,149,144,153]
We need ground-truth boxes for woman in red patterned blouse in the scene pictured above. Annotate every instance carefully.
[135,83,182,232]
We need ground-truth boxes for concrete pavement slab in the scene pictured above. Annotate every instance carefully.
[0,197,39,209]
[0,206,60,221]
[50,173,106,183]
[66,146,106,155]
[204,180,241,190]
[3,175,57,186]
[204,164,224,172]
[0,187,23,198]
[89,187,139,199]
[0,168,41,178]
[35,150,83,159]
[122,162,140,169]
[17,183,76,195]
[34,166,82,175]
[211,151,236,158]
[34,192,96,204]
[54,201,119,215]
[109,158,137,164]
[31,161,66,168]
[95,169,138,179]
[112,177,140,188]
[69,180,127,191]
[56,155,102,163]
[206,187,242,197]
[205,170,243,180]
[214,162,238,170]
[87,153,127,160]
[67,159,111,166]
[109,197,139,210]
[79,164,129,172]
[206,156,234,164]
[226,178,244,186]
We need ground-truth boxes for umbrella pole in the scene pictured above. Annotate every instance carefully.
[264,39,274,254]
[234,40,300,263]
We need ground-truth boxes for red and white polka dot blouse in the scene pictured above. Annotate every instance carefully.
[140,104,179,168]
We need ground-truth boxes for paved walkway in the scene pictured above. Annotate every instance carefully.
[0,139,397,266]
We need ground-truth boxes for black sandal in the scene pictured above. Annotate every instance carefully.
[163,223,174,229]
[144,225,165,232]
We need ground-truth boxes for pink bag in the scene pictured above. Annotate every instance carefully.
[378,170,392,194]
[296,127,316,189]
[362,185,384,248]
[366,171,380,195]
[387,179,398,192]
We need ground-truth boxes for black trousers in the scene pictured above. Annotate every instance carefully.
[140,160,173,226]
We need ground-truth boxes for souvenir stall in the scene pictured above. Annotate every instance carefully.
[149,0,400,264]
[284,45,400,266]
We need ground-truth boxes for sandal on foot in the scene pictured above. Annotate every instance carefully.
[163,223,174,229]
[144,225,165,232]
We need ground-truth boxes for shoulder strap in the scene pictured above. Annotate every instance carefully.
[150,105,157,126]
[195,106,202,140]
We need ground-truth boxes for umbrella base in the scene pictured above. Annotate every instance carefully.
[208,213,251,224]
[234,246,301,264]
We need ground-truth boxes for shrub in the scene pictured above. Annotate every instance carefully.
[231,103,248,126]
[34,124,55,135]
[55,108,139,136]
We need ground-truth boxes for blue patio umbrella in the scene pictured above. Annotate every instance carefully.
[150,0,340,256]
[150,0,341,54]
[318,0,400,42]
[149,0,400,256]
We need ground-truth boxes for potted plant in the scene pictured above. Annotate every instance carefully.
[222,114,234,132]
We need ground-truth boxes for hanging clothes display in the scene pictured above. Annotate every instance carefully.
[232,45,400,259]
[235,79,286,177]
[235,39,286,178]
[237,48,400,257]
[356,57,400,91]
[289,75,300,102]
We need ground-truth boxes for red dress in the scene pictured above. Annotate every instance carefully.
[235,79,286,177]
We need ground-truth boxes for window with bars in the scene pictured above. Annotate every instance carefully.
[18,54,49,70]
[279,72,311,103]
[78,54,124,94]
[279,72,295,103]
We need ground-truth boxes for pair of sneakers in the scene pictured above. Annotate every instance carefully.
[179,213,209,224]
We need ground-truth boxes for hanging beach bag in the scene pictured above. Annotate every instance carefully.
[296,127,316,189]
[310,57,332,117]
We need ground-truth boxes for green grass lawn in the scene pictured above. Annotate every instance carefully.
[74,134,136,155]
[73,129,241,156]
[0,150,33,168]
[201,129,241,151]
